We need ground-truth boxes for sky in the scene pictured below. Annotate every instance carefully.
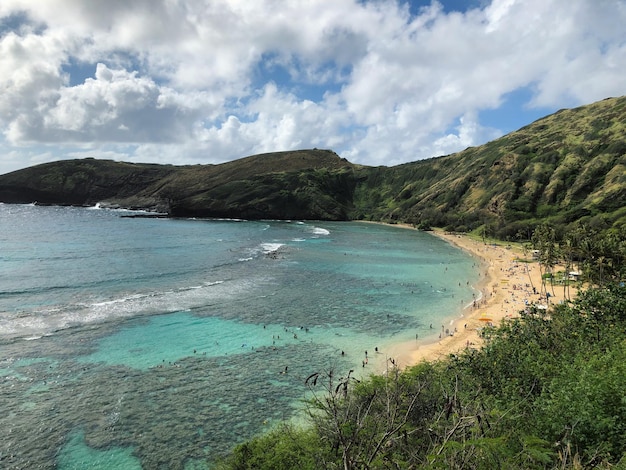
[0,0,625,175]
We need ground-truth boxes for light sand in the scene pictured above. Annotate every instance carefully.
[385,229,572,368]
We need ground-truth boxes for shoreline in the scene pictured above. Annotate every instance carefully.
[378,226,570,368]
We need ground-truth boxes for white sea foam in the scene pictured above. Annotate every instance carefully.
[86,202,160,215]
[260,243,284,253]
[310,227,330,236]
[90,292,149,307]
[462,287,483,310]
[0,279,247,341]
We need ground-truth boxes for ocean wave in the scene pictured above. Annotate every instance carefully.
[208,217,246,222]
[260,243,284,253]
[86,202,103,210]
[87,202,159,215]
[0,279,243,342]
[309,226,330,236]
[239,242,285,260]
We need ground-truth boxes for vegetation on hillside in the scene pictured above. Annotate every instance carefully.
[217,226,626,469]
[352,96,626,241]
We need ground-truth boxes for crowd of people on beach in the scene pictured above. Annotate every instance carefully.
[389,233,572,367]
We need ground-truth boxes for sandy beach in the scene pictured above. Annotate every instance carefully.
[386,229,571,368]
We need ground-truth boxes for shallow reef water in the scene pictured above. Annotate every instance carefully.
[2,327,351,468]
[0,205,480,468]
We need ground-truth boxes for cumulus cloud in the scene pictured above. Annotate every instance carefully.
[9,63,205,143]
[0,0,625,174]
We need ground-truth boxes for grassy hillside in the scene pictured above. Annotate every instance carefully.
[1,96,625,236]
[353,96,626,239]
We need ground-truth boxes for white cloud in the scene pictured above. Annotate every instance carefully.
[0,30,67,119]
[0,0,625,175]
[6,63,206,144]
[187,82,351,163]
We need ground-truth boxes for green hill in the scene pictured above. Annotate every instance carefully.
[358,96,626,239]
[1,96,625,238]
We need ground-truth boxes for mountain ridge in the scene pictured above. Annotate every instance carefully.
[1,96,624,238]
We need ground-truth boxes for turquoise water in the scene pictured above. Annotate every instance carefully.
[0,204,480,468]
[57,431,142,470]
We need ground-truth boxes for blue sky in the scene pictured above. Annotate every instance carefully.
[0,0,625,174]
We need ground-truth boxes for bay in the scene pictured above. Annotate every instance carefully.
[0,203,480,468]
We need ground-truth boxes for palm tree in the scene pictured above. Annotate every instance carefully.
[532,224,558,305]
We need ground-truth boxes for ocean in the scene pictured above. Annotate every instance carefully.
[0,203,480,469]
